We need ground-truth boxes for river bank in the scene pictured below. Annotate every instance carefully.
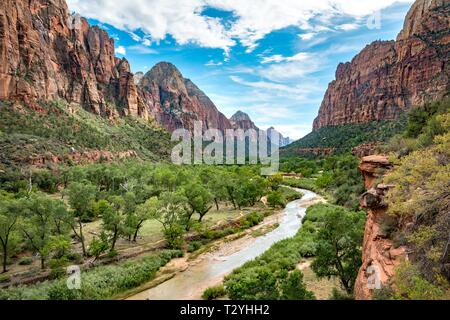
[126,189,325,300]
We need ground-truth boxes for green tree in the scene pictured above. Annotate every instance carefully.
[21,194,68,269]
[279,270,316,300]
[127,197,158,242]
[102,196,126,253]
[66,182,97,256]
[88,232,109,261]
[267,191,286,208]
[153,192,189,249]
[311,205,366,294]
[184,182,213,225]
[0,194,22,272]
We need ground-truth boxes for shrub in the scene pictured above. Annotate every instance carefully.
[18,257,33,266]
[267,191,286,208]
[202,285,227,300]
[187,241,202,253]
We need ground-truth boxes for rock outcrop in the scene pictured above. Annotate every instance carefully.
[354,155,407,300]
[313,0,450,129]
[138,62,232,132]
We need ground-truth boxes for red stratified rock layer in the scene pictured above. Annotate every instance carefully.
[313,0,450,129]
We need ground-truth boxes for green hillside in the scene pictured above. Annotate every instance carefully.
[281,119,407,157]
[0,100,173,168]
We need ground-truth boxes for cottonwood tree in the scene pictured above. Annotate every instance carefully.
[66,182,97,256]
[184,182,213,226]
[311,206,366,294]
[102,196,126,253]
[127,197,158,242]
[0,194,22,273]
[21,194,69,269]
[153,192,189,249]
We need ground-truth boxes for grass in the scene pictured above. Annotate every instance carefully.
[300,259,340,300]
[0,250,183,300]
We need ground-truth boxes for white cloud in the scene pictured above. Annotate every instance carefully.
[67,0,414,54]
[230,76,311,95]
[337,23,359,31]
[115,45,126,55]
[205,60,224,67]
[127,45,158,54]
[258,53,322,82]
[299,33,316,41]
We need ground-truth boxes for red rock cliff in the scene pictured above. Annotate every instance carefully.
[354,155,407,300]
[313,0,450,129]
[139,62,232,132]
[0,0,143,118]
[0,0,232,133]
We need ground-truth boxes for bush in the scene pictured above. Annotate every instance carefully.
[202,285,227,300]
[329,288,354,300]
[267,191,286,208]
[187,241,202,253]
[18,257,33,266]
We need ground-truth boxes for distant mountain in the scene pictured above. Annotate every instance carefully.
[267,127,292,147]
[229,111,259,131]
[139,62,232,132]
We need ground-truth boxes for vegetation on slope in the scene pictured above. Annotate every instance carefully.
[374,98,450,300]
[282,119,406,157]
[0,100,173,167]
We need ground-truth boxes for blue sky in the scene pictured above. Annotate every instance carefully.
[67,0,414,139]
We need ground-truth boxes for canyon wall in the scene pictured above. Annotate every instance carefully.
[0,0,232,133]
[354,155,407,300]
[313,0,450,129]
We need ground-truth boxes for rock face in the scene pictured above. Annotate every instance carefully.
[230,111,259,131]
[0,0,231,133]
[139,62,232,132]
[0,0,142,118]
[313,0,450,129]
[354,155,407,300]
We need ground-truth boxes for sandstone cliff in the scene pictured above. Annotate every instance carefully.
[138,62,232,133]
[0,0,232,134]
[0,0,143,118]
[313,0,450,129]
[354,155,407,300]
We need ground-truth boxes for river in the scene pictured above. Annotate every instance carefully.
[127,188,322,300]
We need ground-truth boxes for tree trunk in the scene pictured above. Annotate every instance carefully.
[214,198,219,211]
[41,257,45,270]
[133,221,143,242]
[78,220,86,257]
[2,243,7,273]
[110,228,118,252]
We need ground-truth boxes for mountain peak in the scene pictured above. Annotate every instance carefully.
[230,111,251,122]
[229,111,259,131]
[145,62,184,83]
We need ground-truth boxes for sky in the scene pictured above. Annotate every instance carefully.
[67,0,414,140]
